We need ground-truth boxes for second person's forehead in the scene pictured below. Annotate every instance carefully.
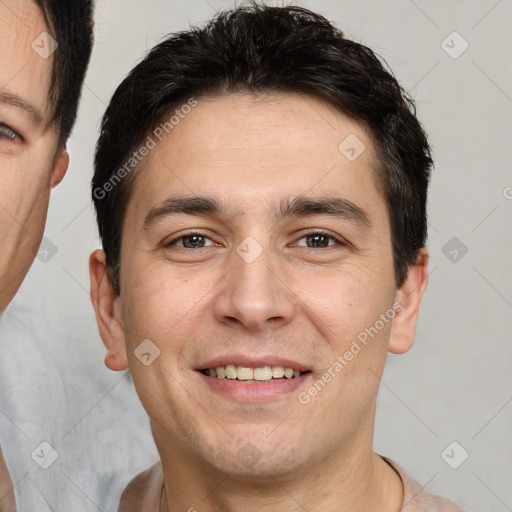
[0,0,53,118]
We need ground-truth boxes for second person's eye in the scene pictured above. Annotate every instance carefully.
[0,123,21,141]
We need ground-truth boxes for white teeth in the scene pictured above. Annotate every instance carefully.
[272,366,285,378]
[236,366,254,380]
[203,365,304,380]
[253,366,272,381]
[225,364,237,379]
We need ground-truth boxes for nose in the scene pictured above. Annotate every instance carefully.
[213,246,295,332]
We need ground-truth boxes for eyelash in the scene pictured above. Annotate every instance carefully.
[163,230,346,250]
[0,123,21,142]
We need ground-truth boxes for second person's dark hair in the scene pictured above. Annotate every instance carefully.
[35,0,94,144]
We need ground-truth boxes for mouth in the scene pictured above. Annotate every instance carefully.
[200,365,310,383]
[196,358,312,402]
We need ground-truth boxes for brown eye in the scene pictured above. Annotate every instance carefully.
[165,233,215,249]
[305,234,330,248]
[181,234,207,248]
[296,232,341,248]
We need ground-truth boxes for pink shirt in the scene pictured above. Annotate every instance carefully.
[385,458,466,511]
[119,458,466,511]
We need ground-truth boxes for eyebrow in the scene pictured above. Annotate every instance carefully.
[0,90,44,124]
[144,196,223,228]
[279,196,372,229]
[143,194,371,230]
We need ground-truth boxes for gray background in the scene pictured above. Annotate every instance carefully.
[0,0,510,510]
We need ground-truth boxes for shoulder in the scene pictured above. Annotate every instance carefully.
[118,462,163,512]
[384,457,467,512]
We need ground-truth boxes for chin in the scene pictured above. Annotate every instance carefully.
[198,433,309,481]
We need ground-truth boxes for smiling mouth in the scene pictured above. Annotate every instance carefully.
[200,365,310,383]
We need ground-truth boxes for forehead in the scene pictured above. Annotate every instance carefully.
[132,92,382,213]
[0,0,53,119]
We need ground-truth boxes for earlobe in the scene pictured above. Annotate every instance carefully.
[388,248,429,355]
[89,249,129,371]
[50,148,69,188]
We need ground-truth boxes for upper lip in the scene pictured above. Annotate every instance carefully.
[198,354,310,372]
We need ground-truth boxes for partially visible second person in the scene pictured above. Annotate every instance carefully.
[0,0,94,508]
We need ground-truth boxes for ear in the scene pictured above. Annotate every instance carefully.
[388,248,429,354]
[50,148,69,187]
[89,249,129,371]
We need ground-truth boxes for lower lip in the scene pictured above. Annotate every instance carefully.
[197,371,311,402]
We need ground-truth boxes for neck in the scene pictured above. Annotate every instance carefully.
[155,428,403,512]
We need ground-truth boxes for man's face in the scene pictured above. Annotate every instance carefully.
[0,0,68,310]
[93,92,426,478]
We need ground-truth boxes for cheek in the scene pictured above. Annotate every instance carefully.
[0,154,29,203]
[0,156,52,233]
[0,146,52,196]
[295,268,395,424]
[297,266,395,380]
[294,264,395,353]
[120,258,205,349]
